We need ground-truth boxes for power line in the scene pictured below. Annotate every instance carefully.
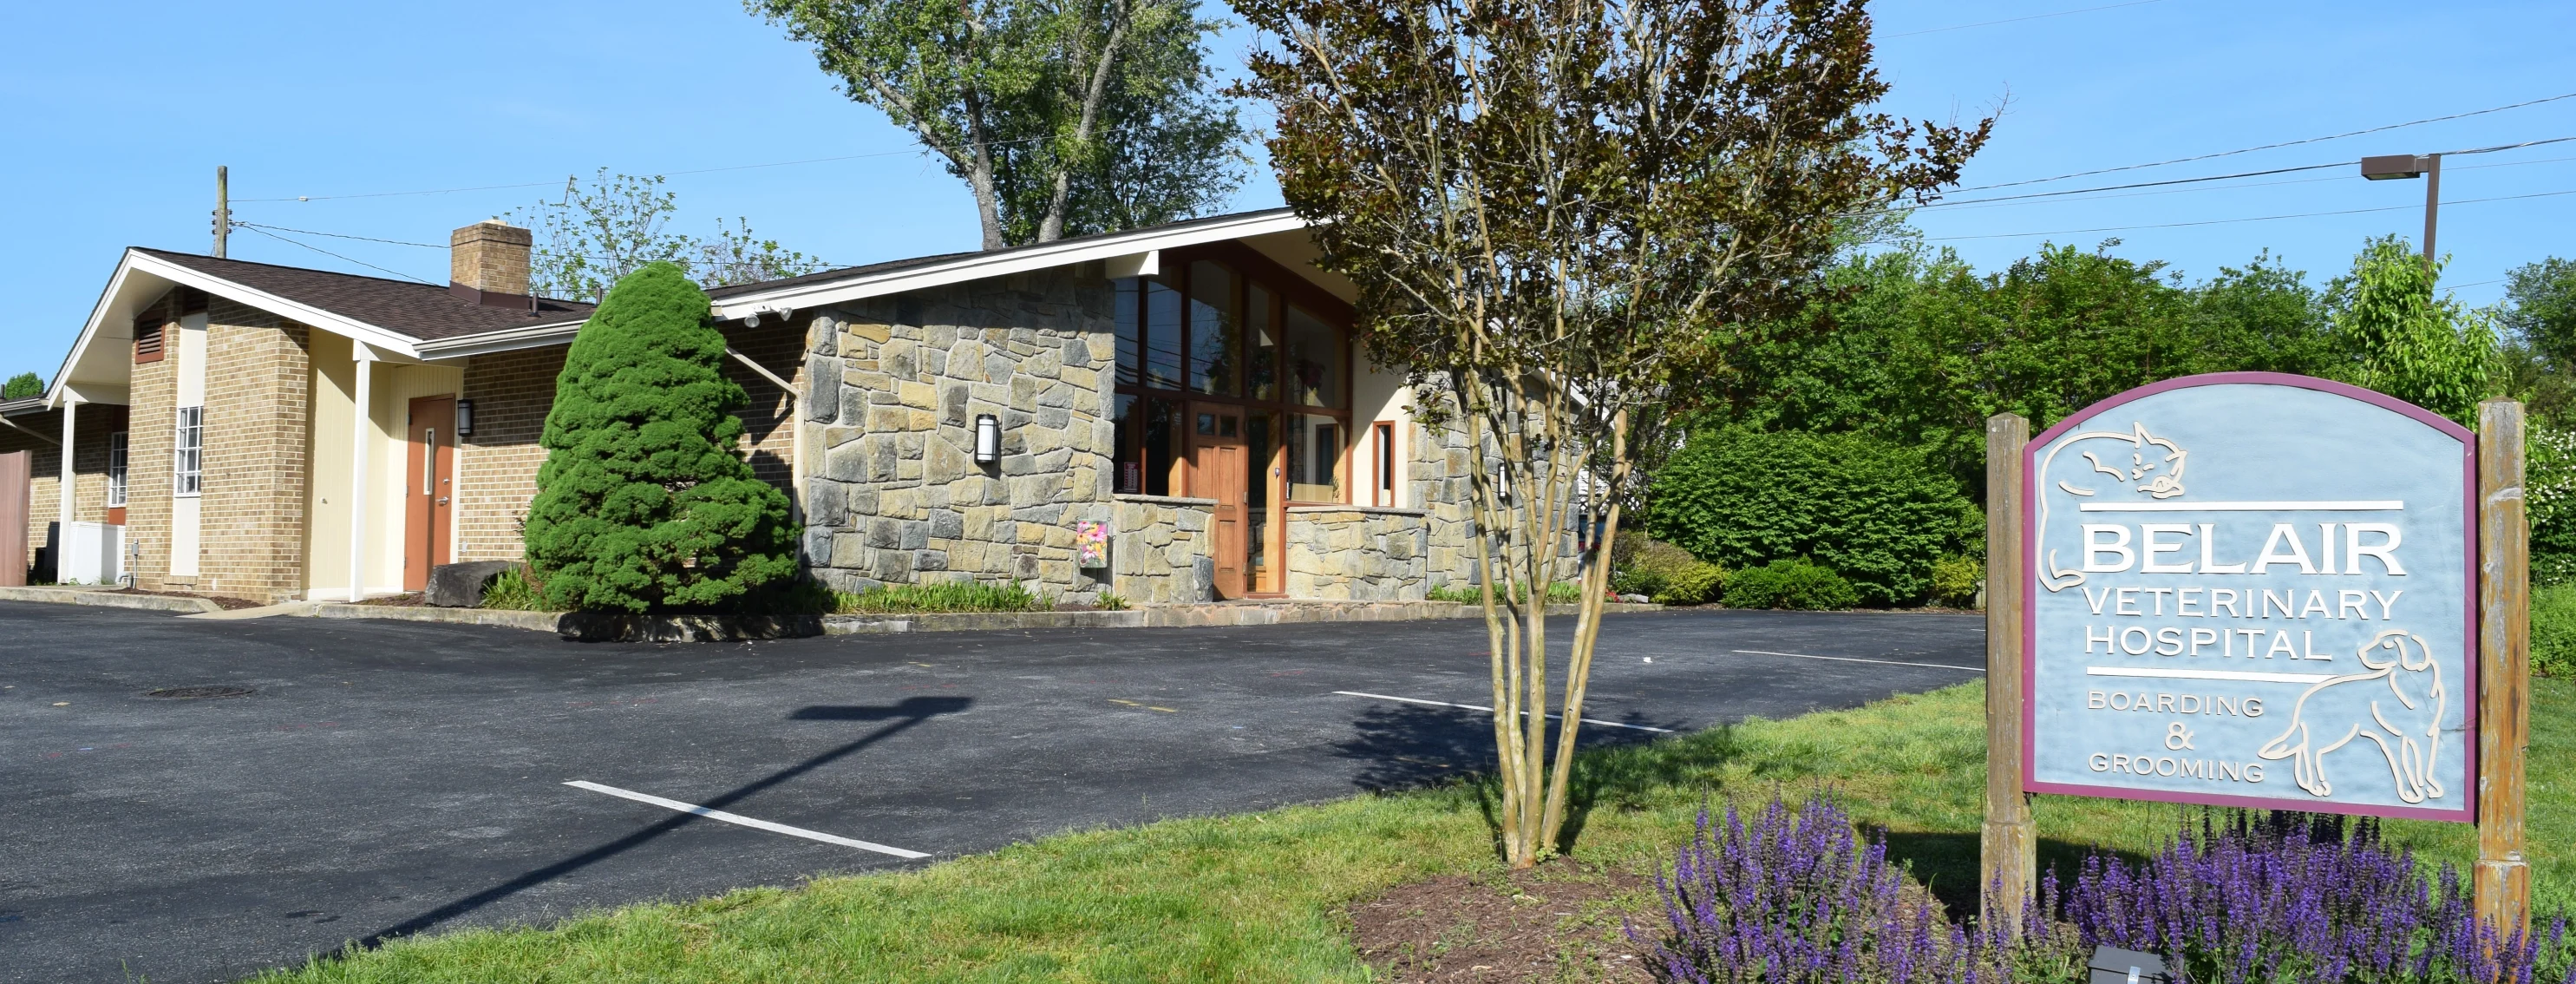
[1919,134,2576,211]
[1951,90,2576,193]
[1919,187,2576,242]
[229,220,847,278]
[1884,0,2166,38]
[1919,153,2576,213]
[231,225,437,285]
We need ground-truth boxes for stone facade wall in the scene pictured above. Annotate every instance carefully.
[801,266,1119,603]
[1110,494,1213,604]
[1285,505,1430,600]
[1407,417,1482,589]
[455,345,564,562]
[196,305,311,601]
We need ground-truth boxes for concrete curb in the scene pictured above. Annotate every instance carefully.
[0,586,223,614]
[824,600,1662,634]
[304,604,570,633]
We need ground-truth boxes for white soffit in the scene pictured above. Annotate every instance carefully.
[709,209,1312,321]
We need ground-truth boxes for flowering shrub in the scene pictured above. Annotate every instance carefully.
[1631,797,2078,983]
[1636,797,2572,984]
[2063,812,2574,984]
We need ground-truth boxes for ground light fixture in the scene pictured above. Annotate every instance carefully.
[2360,152,2442,261]
[974,413,1000,464]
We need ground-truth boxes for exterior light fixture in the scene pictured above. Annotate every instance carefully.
[974,413,1001,465]
[2359,152,2442,261]
[454,399,474,436]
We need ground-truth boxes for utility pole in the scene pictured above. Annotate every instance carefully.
[212,166,230,259]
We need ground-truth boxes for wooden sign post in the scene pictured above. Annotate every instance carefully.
[2475,399,2532,938]
[1982,377,2531,942]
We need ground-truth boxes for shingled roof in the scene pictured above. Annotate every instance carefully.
[136,248,592,341]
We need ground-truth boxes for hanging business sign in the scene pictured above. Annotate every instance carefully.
[2023,372,2476,821]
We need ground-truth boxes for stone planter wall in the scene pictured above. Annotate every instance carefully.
[1285,505,1431,600]
[1111,493,1213,604]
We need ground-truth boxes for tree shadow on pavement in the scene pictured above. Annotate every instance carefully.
[1330,701,1685,860]
[340,694,972,955]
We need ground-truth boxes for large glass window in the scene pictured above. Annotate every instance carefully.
[1114,257,1352,519]
[1187,260,1239,397]
[173,406,203,495]
[1286,303,1342,407]
[1288,413,1344,502]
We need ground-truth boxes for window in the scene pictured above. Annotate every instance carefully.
[1286,303,1342,407]
[108,432,128,507]
[1113,256,1353,508]
[1187,261,1240,396]
[173,406,203,495]
[1288,413,1343,502]
[1372,422,1396,507]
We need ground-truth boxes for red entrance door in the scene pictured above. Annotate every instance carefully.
[404,397,457,592]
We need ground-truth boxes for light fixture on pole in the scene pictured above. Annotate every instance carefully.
[2360,153,2442,262]
[974,413,1001,465]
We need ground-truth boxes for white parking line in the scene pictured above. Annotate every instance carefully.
[1731,649,1985,672]
[564,780,928,859]
[1332,691,1676,733]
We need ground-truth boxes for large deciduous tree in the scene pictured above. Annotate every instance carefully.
[753,0,1246,249]
[512,170,826,303]
[1238,0,1985,866]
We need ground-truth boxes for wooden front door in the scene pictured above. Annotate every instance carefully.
[1190,403,1248,598]
[404,397,457,592]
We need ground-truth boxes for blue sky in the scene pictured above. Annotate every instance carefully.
[3,0,2569,377]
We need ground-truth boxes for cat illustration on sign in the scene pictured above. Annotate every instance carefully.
[2256,629,2447,804]
[2038,421,2188,592]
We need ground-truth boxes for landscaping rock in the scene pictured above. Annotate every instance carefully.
[425,561,520,607]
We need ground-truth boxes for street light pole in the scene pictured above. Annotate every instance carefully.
[2361,152,2442,264]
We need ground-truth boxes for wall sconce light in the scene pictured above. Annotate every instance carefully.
[454,399,474,436]
[974,413,1000,464]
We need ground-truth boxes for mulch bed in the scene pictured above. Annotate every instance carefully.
[352,593,428,607]
[1349,861,1659,983]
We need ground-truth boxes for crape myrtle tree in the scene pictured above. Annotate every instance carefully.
[1237,0,1986,866]
[524,263,801,612]
[752,0,1247,248]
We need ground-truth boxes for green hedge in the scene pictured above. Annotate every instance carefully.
[2536,582,2576,679]
[1647,428,1979,606]
[1721,558,1859,610]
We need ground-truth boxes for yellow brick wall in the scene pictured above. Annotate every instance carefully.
[455,345,563,562]
[196,304,311,600]
[126,295,179,591]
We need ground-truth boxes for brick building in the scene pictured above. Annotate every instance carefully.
[2,211,1480,605]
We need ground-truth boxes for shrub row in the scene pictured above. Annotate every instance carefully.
[1647,427,1981,607]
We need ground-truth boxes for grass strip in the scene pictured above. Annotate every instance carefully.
[252,678,2573,983]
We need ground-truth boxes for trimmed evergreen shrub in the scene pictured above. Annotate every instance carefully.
[1722,558,1860,610]
[1612,536,1702,598]
[1648,427,1979,606]
[523,262,800,613]
[1651,562,1727,606]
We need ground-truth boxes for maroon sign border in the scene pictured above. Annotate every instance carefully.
[2018,371,2479,823]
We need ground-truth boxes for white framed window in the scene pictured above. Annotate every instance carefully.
[174,407,203,495]
[108,432,128,507]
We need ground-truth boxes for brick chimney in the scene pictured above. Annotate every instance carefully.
[448,220,534,308]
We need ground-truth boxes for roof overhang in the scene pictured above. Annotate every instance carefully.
[48,250,454,407]
[710,208,1312,323]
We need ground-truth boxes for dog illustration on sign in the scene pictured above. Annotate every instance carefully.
[2256,629,2448,804]
[2038,421,2188,592]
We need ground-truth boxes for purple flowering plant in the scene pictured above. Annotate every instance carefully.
[1635,795,2570,984]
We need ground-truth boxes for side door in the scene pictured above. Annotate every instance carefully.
[404,396,457,592]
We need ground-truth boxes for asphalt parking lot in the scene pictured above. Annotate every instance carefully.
[0,601,1984,983]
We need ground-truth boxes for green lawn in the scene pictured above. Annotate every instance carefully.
[254,678,2574,983]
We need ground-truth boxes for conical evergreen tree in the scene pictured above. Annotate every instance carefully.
[524,262,799,612]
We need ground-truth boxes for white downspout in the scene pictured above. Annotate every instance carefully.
[348,349,375,601]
